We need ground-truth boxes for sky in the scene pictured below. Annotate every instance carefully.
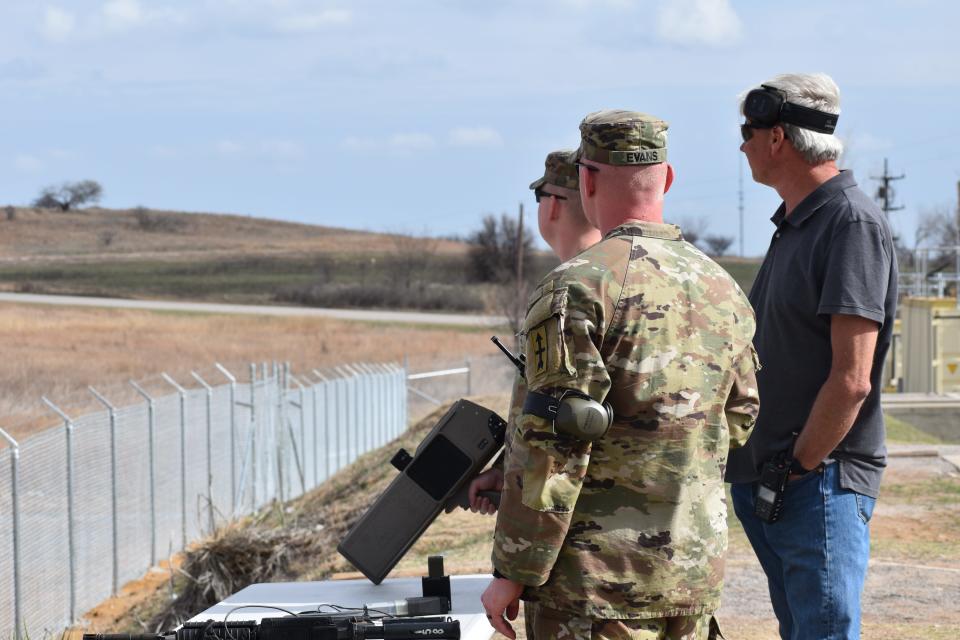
[1,0,958,256]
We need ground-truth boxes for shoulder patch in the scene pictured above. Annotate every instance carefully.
[522,286,575,386]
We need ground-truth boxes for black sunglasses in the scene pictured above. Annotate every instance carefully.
[740,122,773,142]
[534,188,567,203]
[574,160,600,172]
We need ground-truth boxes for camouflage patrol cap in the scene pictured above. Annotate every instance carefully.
[529,149,579,191]
[575,109,668,165]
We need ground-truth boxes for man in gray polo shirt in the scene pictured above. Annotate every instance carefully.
[726,73,898,640]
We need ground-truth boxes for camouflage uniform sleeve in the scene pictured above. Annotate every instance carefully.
[492,279,611,586]
[725,343,760,449]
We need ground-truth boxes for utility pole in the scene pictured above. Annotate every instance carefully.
[871,158,905,218]
[738,155,745,257]
[515,202,525,335]
[955,181,960,305]
[516,202,524,287]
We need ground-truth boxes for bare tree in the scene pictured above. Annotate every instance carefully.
[468,213,532,283]
[913,205,960,277]
[916,205,958,251]
[678,216,709,249]
[33,180,103,211]
[704,234,735,257]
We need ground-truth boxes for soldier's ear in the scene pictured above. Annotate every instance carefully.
[581,166,596,198]
[663,164,674,195]
[549,196,561,221]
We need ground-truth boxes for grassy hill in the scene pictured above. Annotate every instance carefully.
[0,206,761,311]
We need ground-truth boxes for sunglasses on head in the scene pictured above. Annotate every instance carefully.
[574,160,599,172]
[534,188,568,203]
[740,122,773,142]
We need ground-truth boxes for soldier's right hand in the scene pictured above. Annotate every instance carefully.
[468,468,504,515]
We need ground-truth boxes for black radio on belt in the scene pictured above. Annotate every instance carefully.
[754,451,791,523]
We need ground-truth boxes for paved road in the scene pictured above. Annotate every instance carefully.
[0,292,509,327]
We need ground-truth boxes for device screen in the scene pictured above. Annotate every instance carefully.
[406,434,472,501]
[757,485,777,503]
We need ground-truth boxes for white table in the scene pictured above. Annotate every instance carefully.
[188,573,495,639]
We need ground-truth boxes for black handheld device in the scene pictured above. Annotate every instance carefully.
[754,452,791,523]
[338,400,506,583]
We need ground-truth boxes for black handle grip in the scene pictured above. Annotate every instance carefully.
[82,635,164,640]
[378,619,460,639]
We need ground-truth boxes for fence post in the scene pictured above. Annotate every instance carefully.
[41,397,77,625]
[0,427,22,640]
[191,372,216,534]
[160,373,188,550]
[249,363,257,511]
[312,369,331,481]
[129,381,157,566]
[308,373,320,487]
[88,387,120,596]
[381,364,394,437]
[402,355,410,432]
[392,363,404,436]
[275,363,286,504]
[357,364,374,450]
[214,363,238,516]
[287,374,307,496]
[344,365,361,457]
[465,356,472,396]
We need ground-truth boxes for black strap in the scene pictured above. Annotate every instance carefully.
[522,390,559,420]
[780,101,838,134]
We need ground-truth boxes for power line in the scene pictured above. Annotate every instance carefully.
[870,157,905,218]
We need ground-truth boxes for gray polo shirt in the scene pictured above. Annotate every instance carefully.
[726,171,898,498]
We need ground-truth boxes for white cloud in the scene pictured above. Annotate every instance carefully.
[41,6,76,42]
[657,0,741,47]
[15,155,44,172]
[103,0,144,31]
[448,127,503,148]
[274,9,351,33]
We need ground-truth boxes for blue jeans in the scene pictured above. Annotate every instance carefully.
[731,463,876,640]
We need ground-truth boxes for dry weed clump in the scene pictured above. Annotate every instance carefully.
[150,524,316,631]
[141,396,508,632]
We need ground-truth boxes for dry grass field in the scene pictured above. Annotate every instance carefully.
[0,206,469,262]
[0,302,500,441]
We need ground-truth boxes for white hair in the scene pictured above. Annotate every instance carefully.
[740,72,844,165]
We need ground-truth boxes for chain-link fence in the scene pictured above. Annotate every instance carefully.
[0,362,409,639]
[405,354,517,421]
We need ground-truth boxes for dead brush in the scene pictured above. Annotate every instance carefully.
[149,524,315,631]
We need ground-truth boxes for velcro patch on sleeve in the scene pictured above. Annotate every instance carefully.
[523,285,575,387]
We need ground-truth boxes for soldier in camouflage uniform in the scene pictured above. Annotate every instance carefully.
[469,149,602,515]
[480,110,760,640]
